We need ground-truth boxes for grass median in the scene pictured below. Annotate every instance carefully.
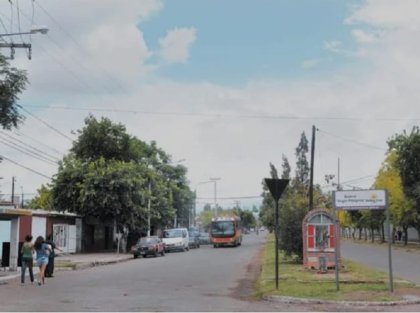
[255,234,420,302]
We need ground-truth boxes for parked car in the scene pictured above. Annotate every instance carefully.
[198,232,210,245]
[162,228,189,252]
[188,231,200,249]
[131,236,165,258]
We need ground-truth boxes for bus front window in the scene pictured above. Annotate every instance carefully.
[211,221,235,237]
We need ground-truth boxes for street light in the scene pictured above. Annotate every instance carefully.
[209,177,221,216]
[0,26,49,60]
[0,26,49,37]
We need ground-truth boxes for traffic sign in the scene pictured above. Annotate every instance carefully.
[264,178,289,202]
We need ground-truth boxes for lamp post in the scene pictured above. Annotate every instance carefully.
[209,177,221,216]
[0,26,49,60]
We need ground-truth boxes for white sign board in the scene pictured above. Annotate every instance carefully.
[333,189,387,210]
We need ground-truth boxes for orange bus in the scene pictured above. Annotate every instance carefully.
[210,216,242,247]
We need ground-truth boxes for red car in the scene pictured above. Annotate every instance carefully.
[131,236,165,258]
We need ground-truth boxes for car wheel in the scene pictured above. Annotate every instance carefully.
[133,254,138,259]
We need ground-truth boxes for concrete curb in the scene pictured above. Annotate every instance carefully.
[0,256,133,283]
[264,294,420,307]
[72,257,133,270]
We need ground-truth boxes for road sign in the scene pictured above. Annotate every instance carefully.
[333,189,387,210]
[264,178,289,202]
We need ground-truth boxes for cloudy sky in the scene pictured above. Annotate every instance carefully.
[1,0,420,211]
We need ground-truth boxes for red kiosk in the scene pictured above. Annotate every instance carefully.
[302,209,340,270]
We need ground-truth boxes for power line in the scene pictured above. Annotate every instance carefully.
[318,128,387,151]
[13,130,64,156]
[0,130,60,162]
[0,154,52,179]
[34,0,128,93]
[0,136,57,166]
[20,104,420,122]
[17,105,74,142]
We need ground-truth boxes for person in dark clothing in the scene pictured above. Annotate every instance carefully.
[397,229,402,241]
[44,235,60,278]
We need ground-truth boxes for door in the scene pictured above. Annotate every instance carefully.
[68,225,76,253]
[32,217,47,240]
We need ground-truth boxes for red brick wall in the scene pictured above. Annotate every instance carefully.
[19,215,32,242]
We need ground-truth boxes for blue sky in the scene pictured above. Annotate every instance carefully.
[3,0,420,212]
[141,0,363,85]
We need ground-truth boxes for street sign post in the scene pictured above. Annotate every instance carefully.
[333,189,393,292]
[264,178,289,289]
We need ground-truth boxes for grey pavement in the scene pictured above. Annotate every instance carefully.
[0,252,133,282]
[341,240,420,285]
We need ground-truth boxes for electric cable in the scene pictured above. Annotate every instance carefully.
[17,105,74,142]
[0,154,52,179]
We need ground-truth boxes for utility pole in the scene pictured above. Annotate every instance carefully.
[0,27,49,60]
[147,180,151,237]
[21,186,24,208]
[11,176,15,204]
[309,125,316,210]
[210,177,221,216]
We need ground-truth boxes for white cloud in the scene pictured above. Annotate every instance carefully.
[158,27,197,64]
[2,1,420,212]
[345,0,420,29]
[351,29,381,43]
[301,59,320,69]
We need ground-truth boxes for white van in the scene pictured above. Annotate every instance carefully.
[162,228,189,252]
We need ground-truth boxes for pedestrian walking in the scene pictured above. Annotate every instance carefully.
[34,236,51,286]
[20,235,34,285]
[44,234,61,278]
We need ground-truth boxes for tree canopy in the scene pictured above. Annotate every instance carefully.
[51,115,193,234]
[0,54,28,130]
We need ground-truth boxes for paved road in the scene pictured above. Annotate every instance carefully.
[341,240,420,285]
[0,233,282,312]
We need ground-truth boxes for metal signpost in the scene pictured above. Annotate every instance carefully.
[333,189,393,292]
[264,178,289,289]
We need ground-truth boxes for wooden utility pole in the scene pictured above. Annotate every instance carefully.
[309,125,316,210]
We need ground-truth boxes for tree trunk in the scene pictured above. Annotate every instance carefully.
[381,223,385,243]
[370,228,374,243]
[403,226,408,246]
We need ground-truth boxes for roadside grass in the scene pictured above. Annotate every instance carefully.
[255,235,420,302]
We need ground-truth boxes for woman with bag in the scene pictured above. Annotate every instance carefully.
[34,236,51,286]
[20,235,34,285]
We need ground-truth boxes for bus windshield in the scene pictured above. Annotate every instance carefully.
[211,221,235,237]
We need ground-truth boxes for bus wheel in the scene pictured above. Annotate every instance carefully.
[213,244,217,248]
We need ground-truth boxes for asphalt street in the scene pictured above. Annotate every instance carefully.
[0,233,281,312]
[341,240,420,285]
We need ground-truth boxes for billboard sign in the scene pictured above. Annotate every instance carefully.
[333,189,387,210]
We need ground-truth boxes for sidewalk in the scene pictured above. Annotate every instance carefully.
[0,252,133,283]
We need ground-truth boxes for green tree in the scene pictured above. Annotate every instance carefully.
[71,115,147,162]
[387,130,420,240]
[374,151,410,242]
[28,184,53,210]
[0,55,28,130]
[238,209,256,229]
[52,115,193,239]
